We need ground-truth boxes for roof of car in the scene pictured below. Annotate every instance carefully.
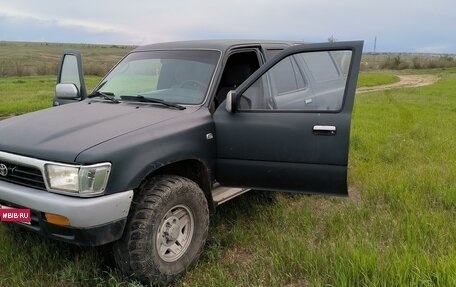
[133,39,303,53]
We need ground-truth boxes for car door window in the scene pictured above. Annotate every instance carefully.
[239,50,352,112]
[214,50,261,109]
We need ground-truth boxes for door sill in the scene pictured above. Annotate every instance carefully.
[211,183,250,206]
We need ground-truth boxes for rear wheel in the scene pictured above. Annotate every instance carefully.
[113,175,209,285]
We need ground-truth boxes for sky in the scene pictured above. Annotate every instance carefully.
[0,0,454,54]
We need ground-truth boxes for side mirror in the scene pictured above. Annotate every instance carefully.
[53,50,87,106]
[225,90,236,113]
[55,83,79,99]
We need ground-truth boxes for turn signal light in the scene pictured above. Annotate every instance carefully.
[44,213,70,227]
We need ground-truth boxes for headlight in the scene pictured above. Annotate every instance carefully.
[45,163,111,196]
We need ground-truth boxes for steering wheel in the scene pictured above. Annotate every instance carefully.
[178,80,206,92]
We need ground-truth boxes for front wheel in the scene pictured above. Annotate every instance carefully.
[113,175,209,285]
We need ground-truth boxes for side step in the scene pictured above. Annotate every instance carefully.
[211,184,250,206]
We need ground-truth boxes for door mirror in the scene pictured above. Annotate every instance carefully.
[55,83,79,99]
[225,90,236,113]
[54,50,87,106]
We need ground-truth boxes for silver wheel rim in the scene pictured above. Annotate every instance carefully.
[156,204,194,262]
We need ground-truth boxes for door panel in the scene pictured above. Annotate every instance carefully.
[214,41,363,195]
[217,158,347,195]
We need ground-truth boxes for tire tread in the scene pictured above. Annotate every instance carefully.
[114,175,209,285]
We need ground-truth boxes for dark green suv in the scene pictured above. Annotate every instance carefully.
[0,39,363,285]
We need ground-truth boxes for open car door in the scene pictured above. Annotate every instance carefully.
[214,41,363,195]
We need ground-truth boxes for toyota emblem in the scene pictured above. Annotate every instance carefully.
[0,164,8,177]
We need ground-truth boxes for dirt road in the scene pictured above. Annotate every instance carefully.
[357,75,439,94]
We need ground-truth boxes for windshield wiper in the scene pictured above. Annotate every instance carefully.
[120,95,186,110]
[88,91,120,103]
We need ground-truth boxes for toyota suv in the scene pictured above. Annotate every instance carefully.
[0,39,363,285]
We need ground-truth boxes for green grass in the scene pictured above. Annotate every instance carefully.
[357,72,400,87]
[0,76,102,117]
[0,227,128,286]
[0,68,456,286]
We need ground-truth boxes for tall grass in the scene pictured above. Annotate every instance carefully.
[362,53,456,70]
[0,41,132,77]
[410,55,456,69]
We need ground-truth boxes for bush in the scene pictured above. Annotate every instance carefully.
[0,61,8,77]
[84,63,110,76]
[35,63,58,75]
[379,55,456,70]
[380,56,408,69]
[14,61,28,76]
[411,57,423,69]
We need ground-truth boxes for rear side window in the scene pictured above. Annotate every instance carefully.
[300,51,341,83]
[269,57,305,95]
[238,50,352,112]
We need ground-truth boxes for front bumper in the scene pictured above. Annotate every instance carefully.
[0,180,133,246]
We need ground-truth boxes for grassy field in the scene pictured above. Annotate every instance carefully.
[0,41,133,77]
[1,67,456,286]
[1,41,455,77]
[357,72,399,87]
[0,76,102,117]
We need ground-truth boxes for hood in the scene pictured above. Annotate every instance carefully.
[0,100,194,163]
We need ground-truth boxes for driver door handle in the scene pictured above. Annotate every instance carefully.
[313,125,337,136]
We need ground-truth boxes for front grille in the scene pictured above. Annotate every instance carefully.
[0,162,46,190]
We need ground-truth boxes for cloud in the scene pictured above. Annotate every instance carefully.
[415,45,451,54]
[0,9,142,44]
[0,0,455,53]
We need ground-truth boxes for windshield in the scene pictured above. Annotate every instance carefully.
[96,50,220,105]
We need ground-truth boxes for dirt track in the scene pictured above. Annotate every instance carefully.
[357,75,439,94]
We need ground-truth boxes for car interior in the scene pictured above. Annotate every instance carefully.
[213,51,260,110]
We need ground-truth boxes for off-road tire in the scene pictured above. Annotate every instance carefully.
[113,175,209,285]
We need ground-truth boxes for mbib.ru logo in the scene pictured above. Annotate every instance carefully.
[0,208,31,223]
